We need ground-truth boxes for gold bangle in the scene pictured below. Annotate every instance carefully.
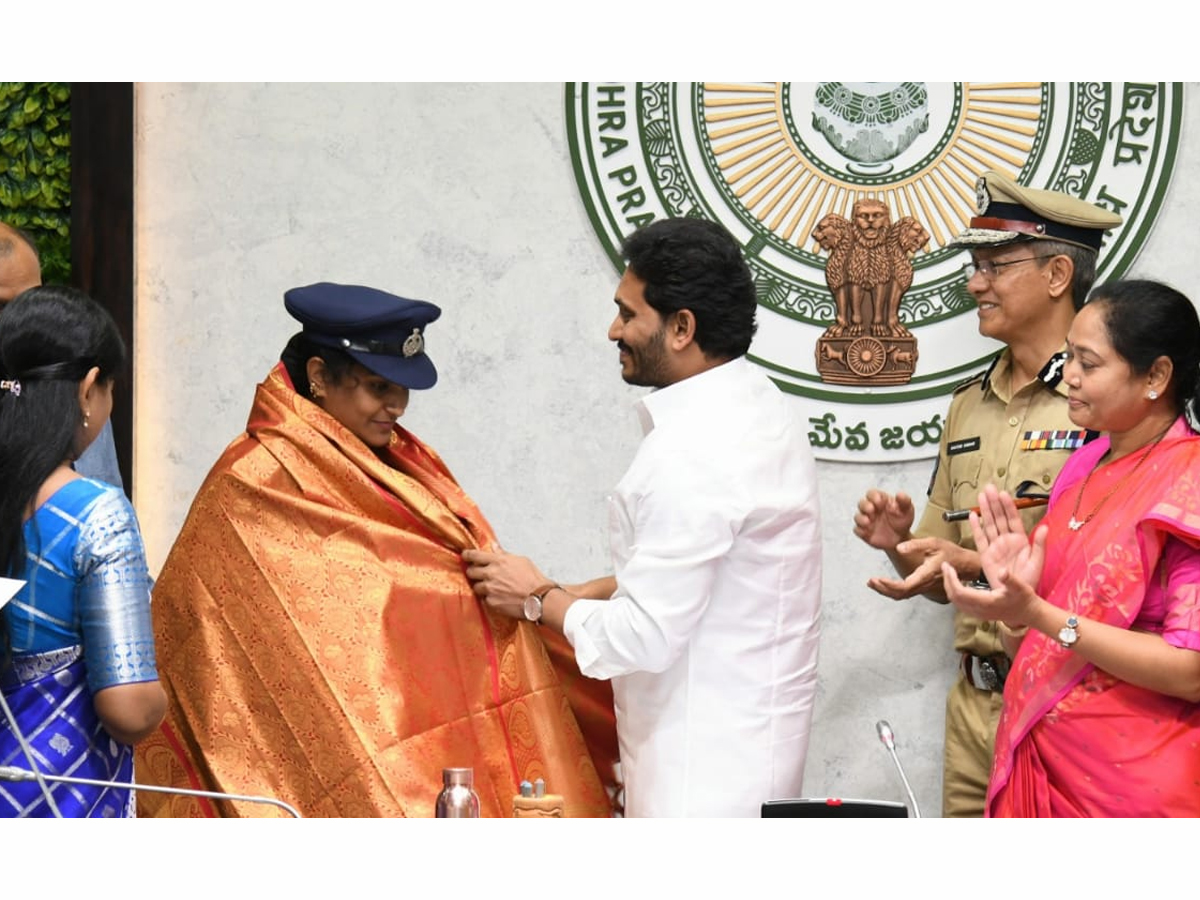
[998,621,1029,640]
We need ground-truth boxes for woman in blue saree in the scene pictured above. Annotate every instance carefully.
[0,285,165,817]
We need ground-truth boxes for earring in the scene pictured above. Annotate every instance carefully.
[82,409,91,428]
[310,384,323,399]
[1148,389,1159,400]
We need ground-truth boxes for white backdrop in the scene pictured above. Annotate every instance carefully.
[131,82,1200,816]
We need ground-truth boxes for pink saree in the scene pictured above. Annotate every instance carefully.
[988,417,1200,817]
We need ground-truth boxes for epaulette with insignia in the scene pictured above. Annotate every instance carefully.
[1038,350,1068,388]
[977,353,1002,393]
[952,370,986,396]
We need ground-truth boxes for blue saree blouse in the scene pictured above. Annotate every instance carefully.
[1,477,158,817]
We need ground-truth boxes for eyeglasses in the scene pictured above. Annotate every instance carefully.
[962,254,1057,280]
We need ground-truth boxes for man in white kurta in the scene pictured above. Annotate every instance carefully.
[464,217,822,817]
[573,356,820,816]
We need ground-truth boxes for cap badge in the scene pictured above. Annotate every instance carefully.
[975,176,990,215]
[402,328,424,358]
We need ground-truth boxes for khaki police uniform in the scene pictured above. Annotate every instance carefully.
[916,346,1090,817]
[870,166,1119,816]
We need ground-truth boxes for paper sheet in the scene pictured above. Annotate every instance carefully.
[0,577,25,609]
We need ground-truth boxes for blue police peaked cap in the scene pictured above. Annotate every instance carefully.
[284,282,442,390]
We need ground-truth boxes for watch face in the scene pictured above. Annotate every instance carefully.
[523,595,542,622]
[1058,625,1078,647]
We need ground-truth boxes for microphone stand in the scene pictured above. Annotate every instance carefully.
[876,720,921,818]
[0,765,303,818]
[1,587,297,819]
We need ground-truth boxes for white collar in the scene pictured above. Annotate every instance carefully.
[635,356,747,436]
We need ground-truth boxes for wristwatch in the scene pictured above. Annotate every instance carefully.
[1058,614,1080,649]
[523,583,560,624]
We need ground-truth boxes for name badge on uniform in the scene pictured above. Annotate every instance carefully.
[947,437,980,456]
[1021,429,1093,451]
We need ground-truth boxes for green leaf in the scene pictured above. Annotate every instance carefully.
[1,82,71,274]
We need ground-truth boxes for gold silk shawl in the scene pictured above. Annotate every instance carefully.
[136,365,617,817]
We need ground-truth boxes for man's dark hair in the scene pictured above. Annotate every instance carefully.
[620,217,757,360]
[1032,238,1096,311]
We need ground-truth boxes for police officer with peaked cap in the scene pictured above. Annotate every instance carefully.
[284,281,442,391]
[852,170,1121,816]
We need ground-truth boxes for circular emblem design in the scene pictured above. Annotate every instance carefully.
[402,328,424,358]
[567,82,1181,461]
[846,337,887,377]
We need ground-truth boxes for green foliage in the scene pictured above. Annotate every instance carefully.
[0,83,70,282]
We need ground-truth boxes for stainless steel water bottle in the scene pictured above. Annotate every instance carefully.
[435,767,480,818]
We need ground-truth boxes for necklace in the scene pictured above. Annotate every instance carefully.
[1067,426,1170,531]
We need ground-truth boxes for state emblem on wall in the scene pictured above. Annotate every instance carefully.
[567,82,1180,461]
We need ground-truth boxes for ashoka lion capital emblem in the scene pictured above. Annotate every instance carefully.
[812,198,929,385]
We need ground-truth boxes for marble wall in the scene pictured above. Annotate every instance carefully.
[132,83,1200,815]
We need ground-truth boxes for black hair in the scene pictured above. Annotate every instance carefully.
[280,332,359,397]
[1085,279,1200,422]
[620,217,757,360]
[0,286,126,666]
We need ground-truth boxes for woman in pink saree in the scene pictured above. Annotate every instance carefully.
[944,279,1200,817]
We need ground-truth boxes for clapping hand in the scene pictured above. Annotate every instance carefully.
[942,484,1046,625]
[853,489,915,551]
[855,489,980,601]
[868,536,978,601]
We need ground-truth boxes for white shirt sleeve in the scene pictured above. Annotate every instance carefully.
[563,462,740,679]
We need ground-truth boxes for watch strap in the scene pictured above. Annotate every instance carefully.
[533,582,561,601]
[523,583,562,625]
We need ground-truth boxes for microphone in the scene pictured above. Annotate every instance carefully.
[0,765,303,818]
[876,720,922,818]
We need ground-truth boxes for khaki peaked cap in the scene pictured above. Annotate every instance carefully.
[949,169,1123,252]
